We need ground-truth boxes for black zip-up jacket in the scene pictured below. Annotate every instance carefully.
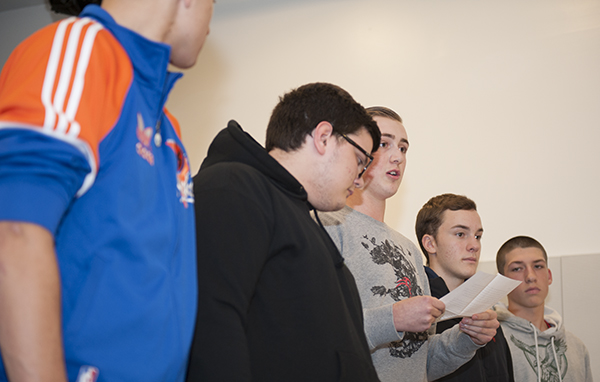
[425,267,514,382]
[186,121,380,382]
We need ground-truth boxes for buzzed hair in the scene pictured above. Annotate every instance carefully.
[496,235,548,275]
[415,193,477,265]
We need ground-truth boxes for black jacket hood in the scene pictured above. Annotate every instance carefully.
[199,120,307,202]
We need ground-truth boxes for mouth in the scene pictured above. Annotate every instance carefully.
[387,169,400,179]
[463,257,478,263]
[525,287,540,294]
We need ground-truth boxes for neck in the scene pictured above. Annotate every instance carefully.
[508,303,548,331]
[269,148,303,181]
[268,147,315,199]
[429,263,464,292]
[102,0,177,43]
[347,189,386,222]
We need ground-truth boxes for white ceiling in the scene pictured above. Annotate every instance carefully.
[0,0,47,13]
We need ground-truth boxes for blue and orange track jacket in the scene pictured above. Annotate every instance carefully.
[0,5,196,382]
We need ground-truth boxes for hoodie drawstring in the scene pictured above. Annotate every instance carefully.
[531,322,542,382]
[530,322,563,382]
[551,336,563,382]
[311,208,345,268]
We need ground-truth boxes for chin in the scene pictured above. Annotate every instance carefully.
[319,199,346,212]
[169,49,200,69]
[170,58,196,70]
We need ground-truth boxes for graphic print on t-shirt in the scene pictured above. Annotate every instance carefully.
[361,235,428,358]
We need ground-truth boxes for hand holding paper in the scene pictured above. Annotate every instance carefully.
[438,271,521,322]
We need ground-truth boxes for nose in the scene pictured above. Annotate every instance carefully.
[353,174,363,189]
[390,148,405,164]
[467,237,481,253]
[524,266,537,283]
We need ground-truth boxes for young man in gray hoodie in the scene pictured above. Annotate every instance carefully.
[495,236,593,382]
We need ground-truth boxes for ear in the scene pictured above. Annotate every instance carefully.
[422,234,437,257]
[312,121,334,156]
[547,268,553,286]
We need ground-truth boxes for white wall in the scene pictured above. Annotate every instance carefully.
[173,0,600,264]
[2,0,599,376]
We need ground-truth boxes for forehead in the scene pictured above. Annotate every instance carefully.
[373,116,408,142]
[505,247,546,265]
[439,209,482,230]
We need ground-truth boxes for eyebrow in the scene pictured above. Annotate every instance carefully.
[382,133,410,146]
[508,259,547,267]
[451,224,483,233]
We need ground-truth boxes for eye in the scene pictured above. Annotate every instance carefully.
[455,232,464,238]
[510,266,522,272]
[380,141,389,149]
[357,155,365,166]
[475,234,482,240]
[399,146,408,153]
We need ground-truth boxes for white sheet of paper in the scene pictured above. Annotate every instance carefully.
[438,271,521,321]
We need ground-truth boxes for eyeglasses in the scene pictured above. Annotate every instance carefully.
[340,133,374,179]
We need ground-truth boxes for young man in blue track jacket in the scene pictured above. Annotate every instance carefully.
[0,0,214,380]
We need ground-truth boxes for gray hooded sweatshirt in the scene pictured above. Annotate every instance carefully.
[495,303,592,382]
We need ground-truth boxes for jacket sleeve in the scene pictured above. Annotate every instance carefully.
[187,169,274,381]
[0,18,132,233]
[426,324,481,381]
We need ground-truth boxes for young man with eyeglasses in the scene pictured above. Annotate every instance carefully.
[319,107,499,382]
[187,82,381,381]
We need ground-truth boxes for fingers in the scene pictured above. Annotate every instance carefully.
[392,296,445,333]
[459,309,500,345]
[459,322,498,345]
[460,309,499,328]
[421,296,444,320]
[430,297,445,315]
[469,309,497,322]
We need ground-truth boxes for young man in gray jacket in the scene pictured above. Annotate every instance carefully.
[319,107,499,382]
[495,236,593,382]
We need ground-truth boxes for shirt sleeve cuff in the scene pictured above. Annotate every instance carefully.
[364,303,403,349]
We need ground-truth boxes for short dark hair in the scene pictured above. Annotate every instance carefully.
[415,193,477,264]
[49,0,102,15]
[496,236,548,275]
[265,82,380,154]
[366,106,403,124]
